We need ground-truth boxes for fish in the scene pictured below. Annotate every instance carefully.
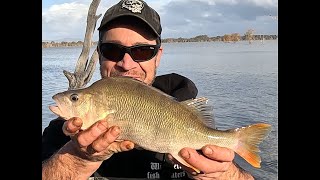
[49,76,271,172]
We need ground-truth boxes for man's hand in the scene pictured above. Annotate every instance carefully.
[169,145,254,180]
[63,115,135,162]
[42,115,135,179]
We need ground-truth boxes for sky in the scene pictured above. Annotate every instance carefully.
[42,0,278,41]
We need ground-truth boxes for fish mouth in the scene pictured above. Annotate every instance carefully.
[49,93,67,119]
[49,104,63,117]
[48,96,69,120]
[49,104,69,120]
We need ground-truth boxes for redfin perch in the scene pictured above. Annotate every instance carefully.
[49,77,271,171]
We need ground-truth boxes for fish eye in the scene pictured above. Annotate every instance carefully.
[70,94,79,102]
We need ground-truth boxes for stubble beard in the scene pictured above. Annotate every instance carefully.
[100,67,157,85]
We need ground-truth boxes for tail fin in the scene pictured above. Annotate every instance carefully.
[234,123,271,168]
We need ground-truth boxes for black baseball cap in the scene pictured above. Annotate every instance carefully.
[98,0,162,37]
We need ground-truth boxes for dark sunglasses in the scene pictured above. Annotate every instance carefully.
[99,42,161,62]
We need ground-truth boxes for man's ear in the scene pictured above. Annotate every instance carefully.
[155,45,163,68]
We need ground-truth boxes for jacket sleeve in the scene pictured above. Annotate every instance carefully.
[152,73,198,101]
[42,118,71,162]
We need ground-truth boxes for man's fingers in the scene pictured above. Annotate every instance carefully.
[77,120,109,147]
[179,147,233,174]
[119,140,135,151]
[91,126,135,153]
[201,145,234,162]
[106,140,135,154]
[62,117,83,136]
[91,126,121,152]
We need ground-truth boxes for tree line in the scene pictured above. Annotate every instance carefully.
[42,33,278,48]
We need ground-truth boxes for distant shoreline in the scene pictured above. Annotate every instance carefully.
[42,34,278,48]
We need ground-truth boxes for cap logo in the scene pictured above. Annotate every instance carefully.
[122,0,144,13]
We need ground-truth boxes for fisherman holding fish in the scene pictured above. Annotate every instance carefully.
[42,0,267,179]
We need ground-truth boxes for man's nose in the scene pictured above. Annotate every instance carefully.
[117,53,137,70]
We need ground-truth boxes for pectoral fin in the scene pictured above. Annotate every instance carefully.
[171,153,201,174]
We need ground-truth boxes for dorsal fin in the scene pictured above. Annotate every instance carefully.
[181,97,215,129]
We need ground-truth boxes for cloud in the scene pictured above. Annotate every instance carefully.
[42,2,90,40]
[159,0,277,38]
[42,0,278,41]
[42,0,125,41]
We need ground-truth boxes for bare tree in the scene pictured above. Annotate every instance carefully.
[244,29,255,44]
[63,0,102,90]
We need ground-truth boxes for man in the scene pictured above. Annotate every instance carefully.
[42,0,254,179]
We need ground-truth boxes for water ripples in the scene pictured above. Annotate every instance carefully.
[42,41,278,179]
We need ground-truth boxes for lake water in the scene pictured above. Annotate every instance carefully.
[42,40,278,180]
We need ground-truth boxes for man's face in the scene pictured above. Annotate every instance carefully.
[99,24,163,85]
